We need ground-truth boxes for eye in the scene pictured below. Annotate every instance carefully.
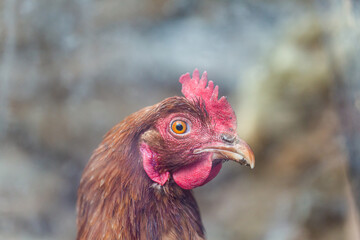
[171,120,188,135]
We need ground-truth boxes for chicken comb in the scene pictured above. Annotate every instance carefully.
[179,69,237,133]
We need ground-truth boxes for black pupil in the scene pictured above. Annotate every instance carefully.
[176,123,184,131]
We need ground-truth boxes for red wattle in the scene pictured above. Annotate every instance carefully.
[201,162,222,186]
[173,154,222,189]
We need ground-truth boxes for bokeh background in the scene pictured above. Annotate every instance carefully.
[1,0,360,239]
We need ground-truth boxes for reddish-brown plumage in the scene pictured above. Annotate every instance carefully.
[77,70,255,240]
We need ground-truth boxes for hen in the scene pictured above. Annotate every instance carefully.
[76,69,255,240]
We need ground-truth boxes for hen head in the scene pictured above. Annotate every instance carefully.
[140,69,255,190]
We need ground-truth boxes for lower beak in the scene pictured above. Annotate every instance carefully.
[193,138,255,169]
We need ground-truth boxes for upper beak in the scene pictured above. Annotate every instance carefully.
[193,138,255,169]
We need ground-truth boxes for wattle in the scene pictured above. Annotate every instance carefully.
[173,153,222,190]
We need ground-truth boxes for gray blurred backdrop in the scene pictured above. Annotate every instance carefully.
[1,0,360,239]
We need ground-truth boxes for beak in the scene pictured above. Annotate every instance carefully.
[193,138,255,169]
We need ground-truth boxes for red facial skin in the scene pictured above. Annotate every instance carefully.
[141,110,231,189]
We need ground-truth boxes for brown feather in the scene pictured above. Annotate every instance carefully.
[77,97,207,240]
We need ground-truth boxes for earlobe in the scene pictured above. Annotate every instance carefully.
[140,143,170,186]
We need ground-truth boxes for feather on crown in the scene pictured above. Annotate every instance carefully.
[179,69,237,133]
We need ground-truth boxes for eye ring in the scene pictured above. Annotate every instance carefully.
[170,120,189,135]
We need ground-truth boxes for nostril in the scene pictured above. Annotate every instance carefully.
[221,133,235,144]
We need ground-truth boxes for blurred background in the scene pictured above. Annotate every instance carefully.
[0,0,360,239]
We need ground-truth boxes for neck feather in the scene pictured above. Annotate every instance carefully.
[77,114,205,240]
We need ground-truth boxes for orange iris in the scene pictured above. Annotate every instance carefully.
[171,120,187,134]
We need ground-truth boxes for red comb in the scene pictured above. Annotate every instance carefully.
[179,69,237,133]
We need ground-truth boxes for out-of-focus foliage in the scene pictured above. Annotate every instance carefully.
[0,0,359,240]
